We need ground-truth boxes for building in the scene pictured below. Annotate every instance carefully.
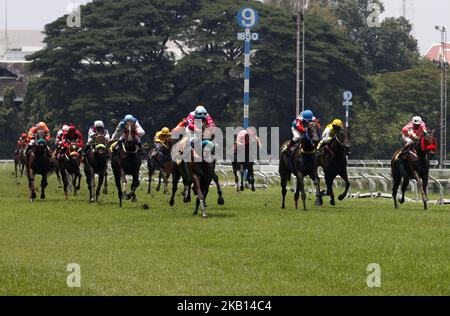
[0,30,44,103]
[424,42,450,62]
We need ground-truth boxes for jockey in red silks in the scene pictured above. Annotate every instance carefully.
[57,125,84,158]
[401,116,428,153]
[15,133,28,154]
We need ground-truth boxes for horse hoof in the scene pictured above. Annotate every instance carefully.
[131,197,137,203]
[89,198,95,203]
[330,200,335,206]
[399,199,405,204]
[315,199,323,206]
[240,186,244,191]
[31,192,37,200]
[218,197,225,205]
[338,194,345,201]
[251,187,256,192]
[193,210,198,216]
[281,205,285,209]
[169,200,174,206]
[103,189,108,195]
[40,193,45,200]
[183,197,191,203]
[202,214,208,219]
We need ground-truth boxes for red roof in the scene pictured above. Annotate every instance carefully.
[425,43,450,62]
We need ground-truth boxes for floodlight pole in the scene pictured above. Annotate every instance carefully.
[435,25,448,168]
[296,0,305,117]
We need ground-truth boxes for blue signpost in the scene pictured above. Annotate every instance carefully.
[237,8,259,129]
[343,90,353,128]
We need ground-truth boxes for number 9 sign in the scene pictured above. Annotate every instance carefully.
[237,7,259,29]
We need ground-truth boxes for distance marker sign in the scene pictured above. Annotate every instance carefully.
[237,7,259,29]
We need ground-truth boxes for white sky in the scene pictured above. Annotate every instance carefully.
[0,0,449,54]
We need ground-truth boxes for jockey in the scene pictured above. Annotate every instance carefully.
[317,119,344,151]
[150,127,171,160]
[87,120,110,145]
[234,128,262,150]
[401,116,429,153]
[110,114,145,151]
[25,122,51,154]
[55,124,70,145]
[283,110,320,152]
[15,133,28,154]
[59,125,84,157]
[177,105,216,154]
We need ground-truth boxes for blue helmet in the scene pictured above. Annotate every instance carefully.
[195,106,208,119]
[301,110,314,122]
[124,114,136,123]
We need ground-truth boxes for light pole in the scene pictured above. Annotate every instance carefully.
[296,0,305,117]
[435,25,448,168]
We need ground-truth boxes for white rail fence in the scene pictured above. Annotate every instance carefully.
[3,159,450,205]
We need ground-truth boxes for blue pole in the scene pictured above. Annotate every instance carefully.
[243,28,251,129]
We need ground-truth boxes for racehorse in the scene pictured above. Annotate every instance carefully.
[279,121,323,210]
[317,128,351,205]
[147,140,173,195]
[84,134,109,203]
[14,146,26,179]
[111,123,142,207]
[59,141,83,199]
[169,137,220,218]
[391,132,437,210]
[232,134,256,192]
[25,131,54,201]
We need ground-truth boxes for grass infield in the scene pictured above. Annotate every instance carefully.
[0,165,449,295]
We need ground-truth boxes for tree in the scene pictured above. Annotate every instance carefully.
[0,87,22,155]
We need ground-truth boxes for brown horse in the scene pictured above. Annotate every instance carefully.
[232,135,257,192]
[317,128,351,205]
[280,121,323,210]
[14,146,26,179]
[169,139,217,218]
[391,132,437,210]
[59,141,83,199]
[111,123,142,207]
[25,136,54,201]
[147,140,173,195]
[84,135,109,203]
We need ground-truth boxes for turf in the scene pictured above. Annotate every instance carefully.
[0,164,449,296]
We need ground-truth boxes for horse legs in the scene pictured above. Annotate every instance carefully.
[114,171,123,207]
[416,173,428,210]
[147,167,154,194]
[128,173,140,202]
[162,170,170,195]
[312,173,323,206]
[248,164,256,192]
[96,172,105,202]
[239,166,245,191]
[281,176,287,209]
[103,171,108,195]
[212,172,224,205]
[169,170,180,206]
[325,173,335,206]
[192,174,207,218]
[61,167,69,200]
[183,180,192,203]
[294,172,306,210]
[232,163,240,193]
[338,169,350,201]
[400,178,409,204]
[156,172,162,192]
[40,173,48,200]
[28,168,37,201]
[86,170,95,203]
[14,160,18,179]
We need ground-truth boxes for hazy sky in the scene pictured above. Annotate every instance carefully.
[1,0,449,54]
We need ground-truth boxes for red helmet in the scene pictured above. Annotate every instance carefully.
[69,125,76,133]
[21,133,27,138]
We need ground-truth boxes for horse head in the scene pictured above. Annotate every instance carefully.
[68,142,81,160]
[301,121,320,153]
[420,130,437,157]
[122,123,138,153]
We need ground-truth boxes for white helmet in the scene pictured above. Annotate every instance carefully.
[94,120,104,128]
[62,124,69,132]
[412,116,423,125]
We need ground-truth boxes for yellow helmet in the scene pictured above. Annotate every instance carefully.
[332,119,343,128]
[161,127,171,136]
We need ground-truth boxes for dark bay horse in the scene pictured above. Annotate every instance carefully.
[391,132,437,210]
[14,146,26,179]
[59,141,83,199]
[111,123,142,207]
[317,129,351,205]
[25,136,54,201]
[280,122,323,210]
[169,139,218,218]
[147,140,173,195]
[232,135,256,192]
[84,135,109,203]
